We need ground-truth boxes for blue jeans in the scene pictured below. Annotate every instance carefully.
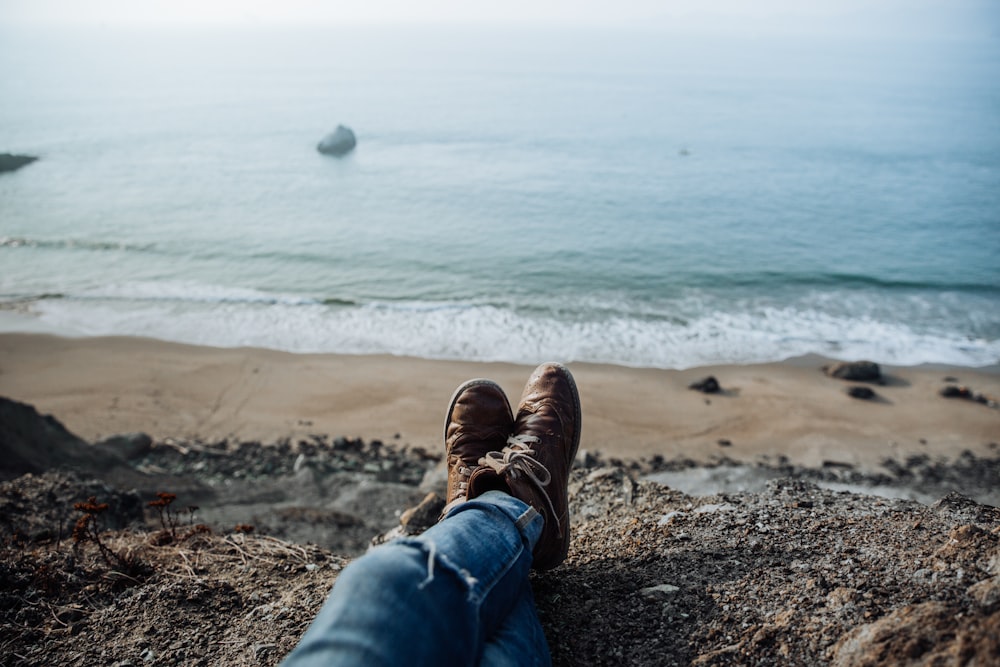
[281,491,552,667]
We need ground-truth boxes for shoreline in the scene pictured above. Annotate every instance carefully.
[2,331,998,474]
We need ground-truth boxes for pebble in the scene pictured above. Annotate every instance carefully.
[253,643,277,658]
[658,511,686,525]
[639,584,680,599]
[694,503,738,514]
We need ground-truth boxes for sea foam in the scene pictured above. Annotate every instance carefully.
[25,289,1000,369]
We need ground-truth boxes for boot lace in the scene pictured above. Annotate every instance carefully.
[479,434,560,531]
[451,465,473,501]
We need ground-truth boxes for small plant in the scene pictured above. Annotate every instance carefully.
[72,496,146,579]
[148,493,214,543]
[73,497,115,564]
[148,492,179,541]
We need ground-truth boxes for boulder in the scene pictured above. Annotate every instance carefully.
[688,376,721,394]
[940,384,998,408]
[940,385,974,399]
[317,125,357,156]
[94,432,154,460]
[0,397,201,498]
[823,361,881,383]
[830,601,1000,667]
[846,386,877,400]
[0,396,126,481]
[0,153,38,174]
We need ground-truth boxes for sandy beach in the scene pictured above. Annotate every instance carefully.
[1,332,997,472]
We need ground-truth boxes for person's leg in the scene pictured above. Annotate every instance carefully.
[283,364,579,667]
[480,579,551,667]
[281,490,545,667]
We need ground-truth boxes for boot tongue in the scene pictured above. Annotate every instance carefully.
[467,467,510,498]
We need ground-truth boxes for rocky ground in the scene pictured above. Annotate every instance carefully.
[1,397,999,666]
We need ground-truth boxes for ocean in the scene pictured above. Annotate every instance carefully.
[1,24,998,369]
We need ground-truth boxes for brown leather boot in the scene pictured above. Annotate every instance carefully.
[441,379,513,518]
[471,362,581,570]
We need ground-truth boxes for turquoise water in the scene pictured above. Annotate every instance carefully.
[1,25,998,368]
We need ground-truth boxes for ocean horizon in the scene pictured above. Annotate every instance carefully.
[2,24,998,369]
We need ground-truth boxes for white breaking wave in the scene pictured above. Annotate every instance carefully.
[24,293,1000,369]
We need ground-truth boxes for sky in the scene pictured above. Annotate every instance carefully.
[1,0,996,38]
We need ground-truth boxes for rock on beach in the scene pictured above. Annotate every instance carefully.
[823,360,882,383]
[687,376,721,394]
[846,386,878,400]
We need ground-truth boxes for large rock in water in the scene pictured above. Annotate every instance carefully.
[317,125,357,156]
[0,153,38,173]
